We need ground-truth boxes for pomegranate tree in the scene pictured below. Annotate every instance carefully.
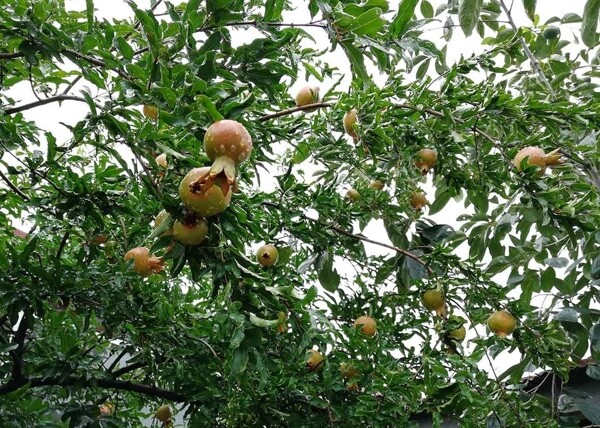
[188,119,252,199]
[180,167,232,217]
[124,247,165,277]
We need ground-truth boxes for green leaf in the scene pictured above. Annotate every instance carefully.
[340,40,369,82]
[316,251,340,292]
[458,0,483,37]
[265,0,285,21]
[114,37,134,61]
[86,0,94,33]
[421,1,434,18]
[582,0,600,47]
[349,8,385,36]
[197,95,224,121]
[392,0,419,36]
[522,0,536,22]
[230,346,249,376]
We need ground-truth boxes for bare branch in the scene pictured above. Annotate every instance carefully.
[0,52,24,60]
[0,376,186,402]
[259,102,332,122]
[499,0,555,96]
[4,95,92,115]
[262,201,433,274]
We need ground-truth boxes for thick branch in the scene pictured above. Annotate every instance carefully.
[259,102,332,122]
[262,201,433,274]
[4,95,91,115]
[0,52,24,59]
[499,0,555,96]
[0,376,186,402]
[10,313,31,381]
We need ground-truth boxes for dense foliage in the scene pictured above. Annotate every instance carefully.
[1,0,600,426]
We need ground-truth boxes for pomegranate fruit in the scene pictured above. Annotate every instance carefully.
[513,146,547,175]
[487,310,516,338]
[143,105,158,120]
[544,148,563,166]
[409,192,428,210]
[346,382,360,392]
[340,362,358,379]
[421,289,446,317]
[306,349,325,372]
[194,119,252,197]
[354,315,377,337]
[415,149,437,174]
[369,180,385,191]
[343,108,359,138]
[91,234,108,244]
[346,188,360,201]
[256,244,278,267]
[277,311,287,334]
[295,86,320,111]
[124,247,165,277]
[155,404,173,422]
[180,167,232,217]
[173,218,208,246]
[447,325,466,341]
[98,402,114,416]
[155,153,167,169]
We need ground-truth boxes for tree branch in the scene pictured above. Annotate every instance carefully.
[0,376,186,402]
[499,0,555,96]
[0,52,24,60]
[259,102,332,122]
[4,95,92,115]
[0,169,29,200]
[262,201,433,274]
[10,313,31,382]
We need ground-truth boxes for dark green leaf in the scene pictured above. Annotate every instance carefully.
[582,0,600,47]
[459,0,483,37]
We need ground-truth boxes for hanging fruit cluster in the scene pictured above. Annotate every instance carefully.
[124,118,253,276]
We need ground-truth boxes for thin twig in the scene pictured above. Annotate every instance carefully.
[499,0,555,96]
[259,102,332,122]
[0,169,29,200]
[262,201,432,274]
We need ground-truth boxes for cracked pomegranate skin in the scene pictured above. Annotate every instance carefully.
[179,167,232,217]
